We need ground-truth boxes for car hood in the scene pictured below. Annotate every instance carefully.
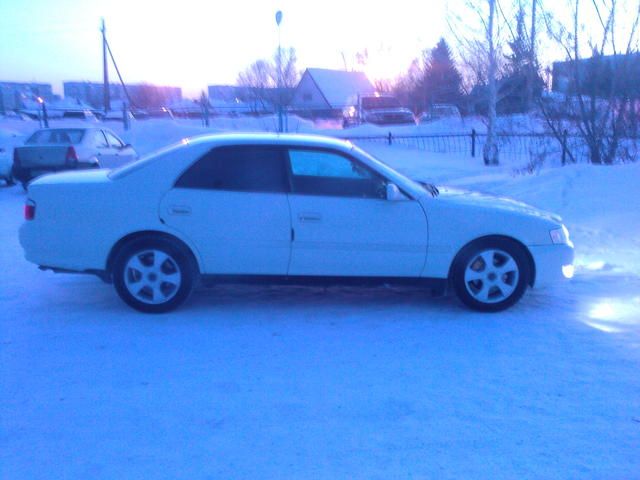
[30,168,111,186]
[434,186,563,223]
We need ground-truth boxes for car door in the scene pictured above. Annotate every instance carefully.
[159,145,292,275]
[88,129,119,168]
[104,130,137,166]
[285,147,429,277]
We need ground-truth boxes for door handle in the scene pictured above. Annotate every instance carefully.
[298,212,321,222]
[168,205,192,216]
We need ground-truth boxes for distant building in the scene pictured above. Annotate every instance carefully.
[0,82,54,113]
[552,53,640,96]
[63,81,182,110]
[290,68,375,117]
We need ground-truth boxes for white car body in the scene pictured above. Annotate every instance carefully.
[0,130,22,183]
[19,133,574,312]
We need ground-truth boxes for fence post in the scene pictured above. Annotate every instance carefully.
[471,129,476,157]
[387,132,393,145]
[561,129,568,165]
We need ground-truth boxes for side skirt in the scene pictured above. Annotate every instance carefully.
[201,274,448,295]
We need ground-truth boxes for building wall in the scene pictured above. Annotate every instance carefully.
[63,81,182,109]
[289,72,330,112]
[0,82,53,112]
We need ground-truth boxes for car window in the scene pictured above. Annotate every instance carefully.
[26,129,85,144]
[92,130,109,148]
[175,145,288,193]
[104,131,124,148]
[287,149,385,199]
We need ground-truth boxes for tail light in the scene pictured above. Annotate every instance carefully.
[24,199,36,220]
[65,146,78,164]
[13,148,20,167]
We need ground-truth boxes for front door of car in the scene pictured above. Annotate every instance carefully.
[285,148,429,277]
[160,145,292,275]
[103,130,137,167]
[89,129,119,168]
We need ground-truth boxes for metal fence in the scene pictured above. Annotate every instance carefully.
[342,130,640,165]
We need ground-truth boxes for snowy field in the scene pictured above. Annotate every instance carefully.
[2,118,640,479]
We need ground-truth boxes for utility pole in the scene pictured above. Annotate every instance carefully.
[101,18,110,113]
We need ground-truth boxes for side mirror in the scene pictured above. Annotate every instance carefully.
[386,183,406,201]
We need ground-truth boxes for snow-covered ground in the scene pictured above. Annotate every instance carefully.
[1,118,640,479]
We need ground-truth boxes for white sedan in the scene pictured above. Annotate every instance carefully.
[19,134,574,313]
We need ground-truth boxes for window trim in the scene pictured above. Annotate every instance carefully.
[103,130,124,149]
[284,146,390,200]
[173,144,291,194]
[94,130,110,149]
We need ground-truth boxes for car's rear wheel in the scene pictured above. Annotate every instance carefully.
[112,237,197,313]
[452,238,530,312]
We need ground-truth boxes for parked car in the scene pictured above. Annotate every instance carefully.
[0,145,14,185]
[418,104,462,123]
[0,130,22,185]
[343,94,415,127]
[19,133,574,313]
[61,109,99,121]
[12,127,137,187]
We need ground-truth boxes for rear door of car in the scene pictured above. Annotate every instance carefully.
[285,147,428,277]
[159,145,292,275]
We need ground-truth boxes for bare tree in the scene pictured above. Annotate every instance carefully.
[484,0,500,165]
[540,0,640,164]
[237,48,300,109]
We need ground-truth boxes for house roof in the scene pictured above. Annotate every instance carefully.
[305,68,375,108]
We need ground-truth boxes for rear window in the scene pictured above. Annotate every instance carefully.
[175,145,288,193]
[26,129,85,145]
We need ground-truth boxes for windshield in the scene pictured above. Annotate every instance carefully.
[361,96,401,109]
[26,128,85,144]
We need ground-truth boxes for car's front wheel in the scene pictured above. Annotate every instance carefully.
[112,237,197,313]
[452,238,531,312]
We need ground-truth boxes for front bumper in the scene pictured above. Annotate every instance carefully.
[528,243,575,287]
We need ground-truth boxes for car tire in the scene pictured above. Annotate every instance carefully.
[112,237,198,313]
[452,238,531,312]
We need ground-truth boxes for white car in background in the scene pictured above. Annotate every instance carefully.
[19,134,574,313]
[0,130,22,185]
[12,127,137,187]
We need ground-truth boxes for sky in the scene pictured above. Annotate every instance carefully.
[0,0,460,98]
[0,0,629,99]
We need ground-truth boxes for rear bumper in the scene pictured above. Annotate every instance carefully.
[528,243,575,287]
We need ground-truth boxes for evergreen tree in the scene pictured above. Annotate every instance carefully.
[501,6,543,112]
[422,39,463,108]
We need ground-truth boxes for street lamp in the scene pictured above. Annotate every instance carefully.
[37,96,49,128]
[275,10,283,133]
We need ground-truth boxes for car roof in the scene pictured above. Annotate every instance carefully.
[185,132,353,150]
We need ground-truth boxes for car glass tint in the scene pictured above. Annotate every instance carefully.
[288,149,384,199]
[289,150,373,179]
[175,145,287,193]
[94,131,109,148]
[26,129,85,144]
[104,131,124,148]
